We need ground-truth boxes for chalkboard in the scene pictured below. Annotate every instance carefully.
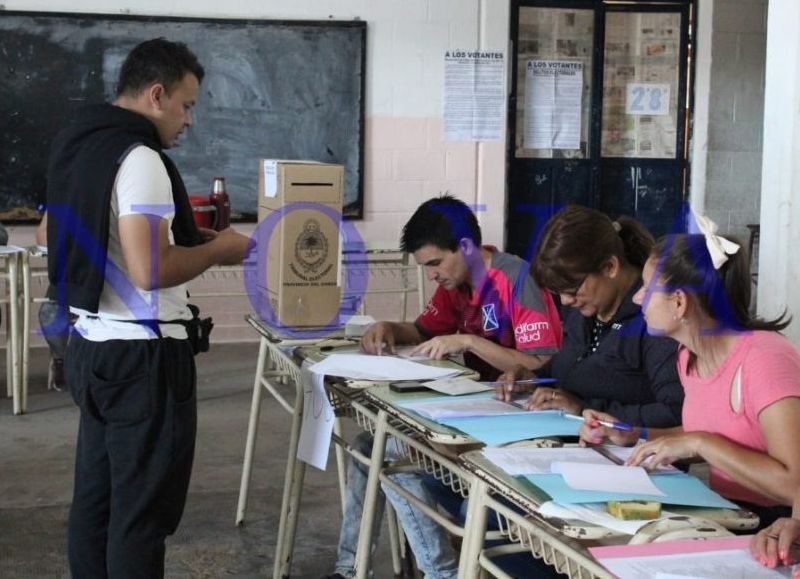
[0,11,366,220]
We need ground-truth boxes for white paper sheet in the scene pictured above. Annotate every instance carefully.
[423,377,493,396]
[482,446,615,475]
[0,244,25,254]
[402,398,524,420]
[524,59,583,149]
[552,462,666,497]
[296,364,335,470]
[538,501,673,536]
[443,49,506,142]
[308,353,461,381]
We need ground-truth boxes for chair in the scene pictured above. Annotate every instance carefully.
[340,241,425,323]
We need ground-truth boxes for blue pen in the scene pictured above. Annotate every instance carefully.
[564,413,633,432]
[483,377,557,387]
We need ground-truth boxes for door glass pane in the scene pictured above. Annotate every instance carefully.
[515,7,594,159]
[601,12,681,158]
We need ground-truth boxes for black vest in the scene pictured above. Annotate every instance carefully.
[46,104,201,313]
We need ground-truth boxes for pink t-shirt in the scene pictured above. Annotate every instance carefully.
[680,331,800,506]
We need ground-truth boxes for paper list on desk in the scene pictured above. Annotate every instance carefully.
[296,363,335,471]
[423,377,494,396]
[308,353,461,381]
[482,446,615,476]
[590,537,793,579]
[552,462,666,497]
[401,397,524,419]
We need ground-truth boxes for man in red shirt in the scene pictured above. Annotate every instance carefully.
[324,195,561,579]
[361,194,561,380]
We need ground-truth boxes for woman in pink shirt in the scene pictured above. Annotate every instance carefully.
[580,214,800,534]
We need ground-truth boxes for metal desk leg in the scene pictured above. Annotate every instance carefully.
[5,302,10,399]
[386,503,403,576]
[354,409,389,579]
[334,416,347,513]
[459,478,490,579]
[21,252,30,412]
[236,336,270,525]
[273,363,308,579]
[9,254,21,415]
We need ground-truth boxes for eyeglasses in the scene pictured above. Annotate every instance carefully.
[556,274,590,299]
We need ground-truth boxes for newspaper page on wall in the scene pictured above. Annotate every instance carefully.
[443,49,506,142]
[601,12,680,158]
[524,60,583,150]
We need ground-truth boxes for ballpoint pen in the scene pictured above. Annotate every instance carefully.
[563,413,634,432]
[482,377,557,387]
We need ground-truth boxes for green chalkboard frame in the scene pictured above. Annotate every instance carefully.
[0,11,366,220]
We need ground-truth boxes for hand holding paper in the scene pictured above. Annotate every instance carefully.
[409,334,472,360]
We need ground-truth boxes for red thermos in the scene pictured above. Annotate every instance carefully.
[209,177,231,231]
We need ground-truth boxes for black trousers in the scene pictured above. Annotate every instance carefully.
[66,333,197,579]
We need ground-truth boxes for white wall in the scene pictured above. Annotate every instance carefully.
[758,0,800,344]
[3,0,512,341]
[3,0,509,245]
[700,0,768,241]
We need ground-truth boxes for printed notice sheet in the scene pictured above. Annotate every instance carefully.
[524,59,583,149]
[443,49,506,142]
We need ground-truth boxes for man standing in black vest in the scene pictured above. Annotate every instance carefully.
[46,39,251,578]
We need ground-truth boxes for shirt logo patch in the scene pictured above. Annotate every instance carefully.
[481,304,499,332]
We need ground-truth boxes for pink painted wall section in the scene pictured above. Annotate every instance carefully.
[7,117,508,355]
[357,116,508,248]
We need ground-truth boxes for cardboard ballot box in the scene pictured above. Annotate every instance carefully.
[256,160,343,327]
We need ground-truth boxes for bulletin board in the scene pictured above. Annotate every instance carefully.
[0,12,367,220]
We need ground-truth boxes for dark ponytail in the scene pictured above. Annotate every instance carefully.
[533,205,654,293]
[652,234,790,332]
[616,216,655,269]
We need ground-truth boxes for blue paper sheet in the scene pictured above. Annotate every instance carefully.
[438,413,581,446]
[523,472,738,509]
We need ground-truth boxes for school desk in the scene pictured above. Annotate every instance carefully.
[458,449,760,578]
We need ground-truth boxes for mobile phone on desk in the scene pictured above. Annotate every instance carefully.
[389,381,429,393]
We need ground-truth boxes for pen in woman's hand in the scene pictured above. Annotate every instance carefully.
[564,413,634,432]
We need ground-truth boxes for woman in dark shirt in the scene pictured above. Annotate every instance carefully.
[498,205,684,428]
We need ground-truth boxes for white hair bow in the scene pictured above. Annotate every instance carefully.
[692,213,740,269]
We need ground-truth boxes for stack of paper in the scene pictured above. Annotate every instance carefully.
[482,446,615,475]
[400,396,523,419]
[422,377,494,396]
[590,537,793,578]
[538,501,672,535]
[308,353,461,381]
